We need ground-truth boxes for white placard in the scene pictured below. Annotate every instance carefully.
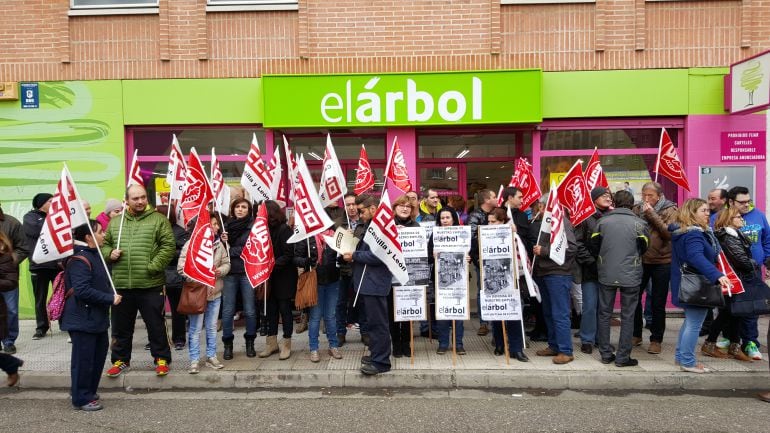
[479,225,522,321]
[393,285,427,322]
[419,221,435,240]
[432,226,471,252]
[323,226,359,254]
[434,251,470,320]
[396,227,431,286]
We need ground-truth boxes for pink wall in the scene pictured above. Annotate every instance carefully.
[684,114,766,204]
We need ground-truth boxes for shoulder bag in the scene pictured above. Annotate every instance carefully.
[177,281,207,315]
[678,264,725,308]
[729,271,770,316]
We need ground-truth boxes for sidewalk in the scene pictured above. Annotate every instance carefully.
[9,317,770,391]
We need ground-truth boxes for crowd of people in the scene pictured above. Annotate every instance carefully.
[1,180,770,409]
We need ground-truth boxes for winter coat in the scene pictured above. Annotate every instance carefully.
[60,245,115,334]
[0,249,19,339]
[225,216,253,275]
[531,215,578,277]
[467,207,490,266]
[165,224,190,290]
[575,210,604,283]
[0,212,28,265]
[417,200,441,223]
[715,227,757,277]
[178,239,230,300]
[101,206,175,289]
[670,225,724,308]
[352,221,392,297]
[268,223,297,300]
[590,208,649,288]
[511,207,536,257]
[294,232,340,286]
[23,209,58,271]
[633,198,677,264]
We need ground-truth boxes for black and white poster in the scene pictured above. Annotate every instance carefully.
[393,227,428,322]
[393,285,427,322]
[433,226,471,321]
[479,225,522,321]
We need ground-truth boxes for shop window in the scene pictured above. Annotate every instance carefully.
[134,128,264,158]
[418,133,528,159]
[206,0,299,11]
[541,129,661,151]
[71,0,158,8]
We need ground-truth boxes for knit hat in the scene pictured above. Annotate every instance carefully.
[590,187,609,203]
[32,193,53,210]
[103,198,123,214]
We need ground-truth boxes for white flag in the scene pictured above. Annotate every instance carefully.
[283,135,299,204]
[287,155,335,243]
[266,147,283,205]
[514,233,541,302]
[362,191,410,285]
[127,149,143,187]
[318,134,347,206]
[32,168,73,263]
[167,135,187,201]
[240,134,271,202]
[542,182,566,266]
[63,167,89,228]
[210,148,230,216]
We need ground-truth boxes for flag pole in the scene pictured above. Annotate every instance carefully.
[64,164,117,295]
[511,228,526,349]
[654,129,664,183]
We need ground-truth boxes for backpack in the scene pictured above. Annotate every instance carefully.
[48,255,91,321]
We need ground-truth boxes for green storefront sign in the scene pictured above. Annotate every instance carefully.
[262,70,542,128]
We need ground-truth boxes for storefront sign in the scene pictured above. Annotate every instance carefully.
[699,166,756,200]
[20,82,39,109]
[262,70,542,127]
[721,131,766,162]
[478,225,522,322]
[728,50,770,115]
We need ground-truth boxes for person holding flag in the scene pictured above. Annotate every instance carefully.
[178,211,230,374]
[590,190,649,367]
[102,185,176,377]
[531,187,578,365]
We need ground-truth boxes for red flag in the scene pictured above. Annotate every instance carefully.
[241,203,275,288]
[167,135,187,201]
[584,148,609,190]
[496,184,504,207]
[717,251,746,296]
[32,168,73,263]
[362,191,409,285]
[179,147,214,227]
[384,137,412,193]
[556,160,595,227]
[654,128,691,191]
[509,158,542,210]
[183,207,216,287]
[354,144,375,195]
[127,149,144,187]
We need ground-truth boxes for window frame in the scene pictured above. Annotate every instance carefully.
[70,0,159,9]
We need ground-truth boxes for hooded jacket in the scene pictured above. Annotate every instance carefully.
[737,207,770,267]
[715,227,756,277]
[575,209,605,283]
[590,208,649,288]
[670,225,724,308]
[633,198,677,264]
[417,200,442,223]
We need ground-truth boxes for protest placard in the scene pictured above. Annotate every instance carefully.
[478,225,522,321]
[433,226,471,321]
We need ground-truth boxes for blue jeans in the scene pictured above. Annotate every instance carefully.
[1,288,19,346]
[188,297,221,361]
[579,281,599,345]
[675,305,708,368]
[538,275,573,355]
[309,281,340,351]
[221,274,257,341]
[436,320,464,349]
[740,316,760,349]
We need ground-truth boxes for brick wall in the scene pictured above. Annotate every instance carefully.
[0,0,769,80]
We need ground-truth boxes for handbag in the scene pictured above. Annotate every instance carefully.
[677,264,725,308]
[294,268,318,309]
[729,272,770,316]
[177,281,207,315]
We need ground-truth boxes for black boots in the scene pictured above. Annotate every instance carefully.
[223,341,234,360]
[245,337,257,358]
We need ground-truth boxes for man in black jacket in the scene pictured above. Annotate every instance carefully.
[0,202,29,355]
[22,193,55,341]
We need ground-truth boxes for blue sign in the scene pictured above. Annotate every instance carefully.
[20,82,39,109]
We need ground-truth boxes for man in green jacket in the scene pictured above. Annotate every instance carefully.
[101,185,175,377]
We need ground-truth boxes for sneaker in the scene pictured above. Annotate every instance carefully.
[155,359,170,376]
[174,341,185,351]
[310,351,320,362]
[32,331,44,340]
[3,344,16,355]
[74,400,103,411]
[106,360,129,378]
[746,342,763,360]
[716,337,730,350]
[205,356,224,369]
[328,347,343,360]
[189,361,199,374]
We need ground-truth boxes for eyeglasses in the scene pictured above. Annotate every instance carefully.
[734,199,751,205]
[396,204,412,209]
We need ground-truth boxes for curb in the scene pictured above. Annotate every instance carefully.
[17,370,770,391]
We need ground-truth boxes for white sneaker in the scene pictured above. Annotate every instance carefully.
[716,337,730,350]
[746,342,763,360]
[189,361,199,374]
[205,356,224,369]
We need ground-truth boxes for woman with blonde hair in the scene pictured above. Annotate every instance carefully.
[701,206,752,361]
[670,199,730,373]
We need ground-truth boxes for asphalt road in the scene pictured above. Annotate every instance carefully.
[1,388,768,433]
